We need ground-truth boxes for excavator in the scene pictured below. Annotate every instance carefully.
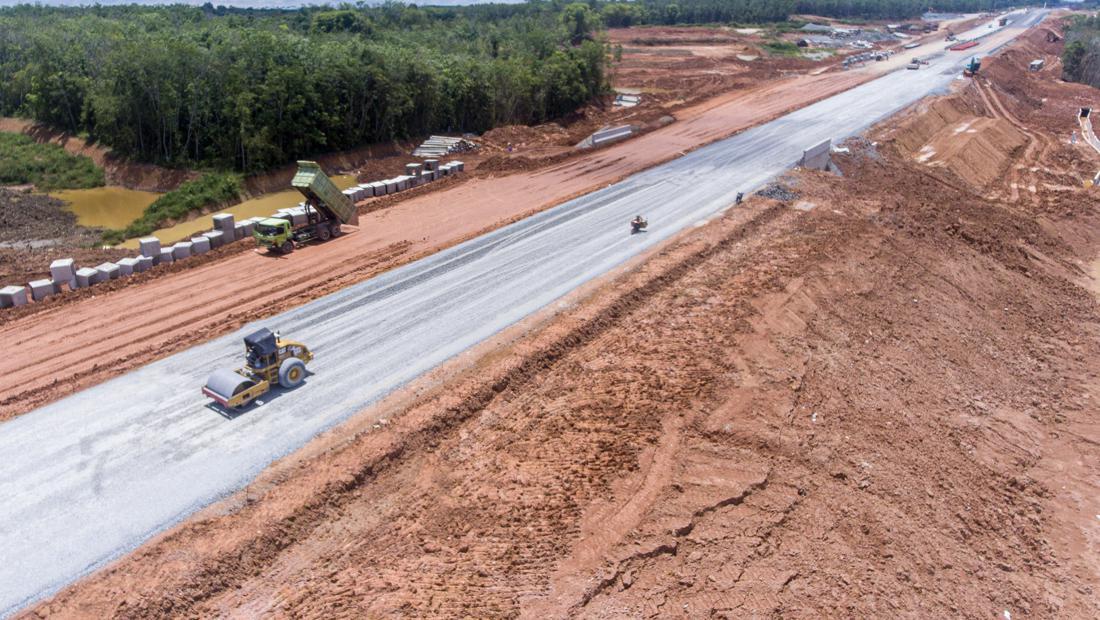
[203,328,313,409]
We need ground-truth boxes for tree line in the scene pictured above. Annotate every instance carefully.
[0,2,606,172]
[1062,14,1100,86]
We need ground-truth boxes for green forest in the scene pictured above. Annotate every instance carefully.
[0,2,607,172]
[0,0,1033,174]
[1062,13,1100,86]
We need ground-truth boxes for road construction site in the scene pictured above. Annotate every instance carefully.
[7,8,1100,618]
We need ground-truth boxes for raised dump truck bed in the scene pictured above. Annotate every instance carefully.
[291,161,358,226]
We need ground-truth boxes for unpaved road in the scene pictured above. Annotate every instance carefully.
[0,11,1046,617]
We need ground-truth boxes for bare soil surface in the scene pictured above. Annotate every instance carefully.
[0,39,912,421]
[0,189,129,284]
[26,27,1100,618]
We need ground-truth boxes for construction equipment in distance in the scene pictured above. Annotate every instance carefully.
[202,328,314,409]
[963,57,981,77]
[253,161,358,254]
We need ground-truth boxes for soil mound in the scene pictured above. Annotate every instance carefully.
[886,97,1027,188]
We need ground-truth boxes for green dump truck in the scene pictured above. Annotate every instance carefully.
[253,161,359,254]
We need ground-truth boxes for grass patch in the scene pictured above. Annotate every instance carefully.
[101,172,242,245]
[761,40,801,56]
[0,132,105,191]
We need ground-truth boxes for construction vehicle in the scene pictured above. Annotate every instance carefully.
[963,57,981,77]
[253,161,358,254]
[202,328,313,409]
[631,215,648,234]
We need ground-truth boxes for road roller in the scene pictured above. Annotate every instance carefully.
[202,328,313,409]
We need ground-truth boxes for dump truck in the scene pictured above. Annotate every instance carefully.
[253,161,358,254]
[203,328,313,409]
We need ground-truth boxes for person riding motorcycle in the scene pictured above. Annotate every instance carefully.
[631,215,647,233]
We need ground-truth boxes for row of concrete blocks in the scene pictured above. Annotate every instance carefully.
[340,160,465,203]
[0,254,159,308]
[0,211,265,309]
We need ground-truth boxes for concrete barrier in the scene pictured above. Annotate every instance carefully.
[385,179,399,193]
[0,285,27,308]
[234,221,253,239]
[139,237,161,258]
[213,213,235,241]
[800,138,833,171]
[158,248,175,265]
[135,256,154,272]
[423,159,439,171]
[28,279,59,302]
[96,263,120,281]
[190,237,211,255]
[202,230,226,248]
[172,242,193,260]
[74,268,98,288]
[406,163,422,177]
[117,257,139,276]
[49,258,76,290]
[395,176,409,191]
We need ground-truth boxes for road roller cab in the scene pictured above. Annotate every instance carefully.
[203,328,313,409]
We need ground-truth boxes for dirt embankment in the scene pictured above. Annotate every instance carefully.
[0,189,129,284]
[0,118,195,192]
[28,28,1100,618]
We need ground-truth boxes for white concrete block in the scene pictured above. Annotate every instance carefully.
[189,237,211,255]
[49,258,76,289]
[28,279,58,302]
[0,285,27,308]
[202,230,225,248]
[95,262,120,281]
[406,163,423,176]
[385,179,399,193]
[172,241,193,260]
[424,159,439,171]
[212,214,236,240]
[74,268,98,288]
[135,256,153,272]
[116,257,138,276]
[139,237,161,258]
[158,249,175,265]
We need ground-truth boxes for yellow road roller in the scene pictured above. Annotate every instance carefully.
[202,328,313,409]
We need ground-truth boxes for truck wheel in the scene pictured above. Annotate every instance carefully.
[278,358,306,389]
[279,240,294,254]
[318,225,331,242]
[330,222,343,238]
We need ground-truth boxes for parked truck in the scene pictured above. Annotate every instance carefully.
[253,161,358,254]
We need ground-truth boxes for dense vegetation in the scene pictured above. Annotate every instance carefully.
[0,132,104,191]
[101,172,242,245]
[1062,14,1100,86]
[0,2,607,172]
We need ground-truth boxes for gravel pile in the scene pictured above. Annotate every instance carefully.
[755,183,799,202]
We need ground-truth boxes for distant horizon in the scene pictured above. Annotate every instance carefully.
[0,0,526,7]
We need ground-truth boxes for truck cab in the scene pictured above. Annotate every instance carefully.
[253,218,294,254]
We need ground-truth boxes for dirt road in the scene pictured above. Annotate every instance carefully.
[28,29,1100,616]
